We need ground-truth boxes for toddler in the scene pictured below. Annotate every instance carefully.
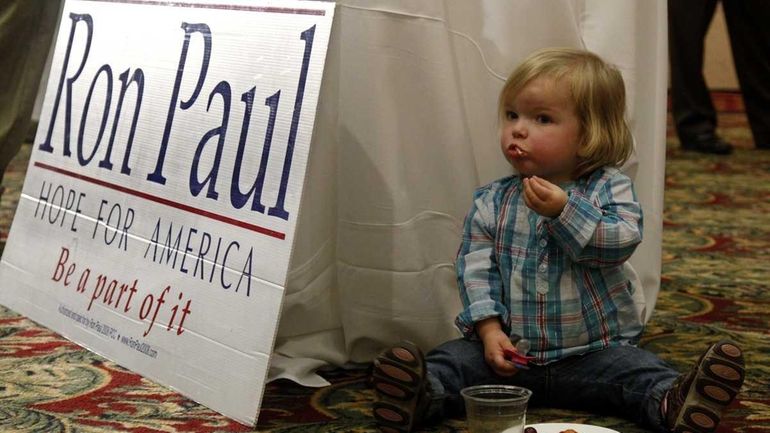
[371,48,745,433]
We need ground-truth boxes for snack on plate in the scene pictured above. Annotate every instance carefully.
[524,426,580,433]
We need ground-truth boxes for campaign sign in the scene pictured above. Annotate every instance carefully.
[0,0,333,425]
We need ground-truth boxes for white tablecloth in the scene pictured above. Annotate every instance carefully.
[270,0,668,386]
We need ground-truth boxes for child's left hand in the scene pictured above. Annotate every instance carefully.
[523,176,568,218]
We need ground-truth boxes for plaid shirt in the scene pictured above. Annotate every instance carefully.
[455,167,646,364]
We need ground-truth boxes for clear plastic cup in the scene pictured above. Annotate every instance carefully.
[461,385,532,433]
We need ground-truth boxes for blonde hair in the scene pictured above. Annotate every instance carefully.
[498,47,633,178]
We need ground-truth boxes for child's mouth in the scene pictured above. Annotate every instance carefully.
[508,144,526,158]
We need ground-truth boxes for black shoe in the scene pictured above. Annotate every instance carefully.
[372,341,430,433]
[663,340,745,433]
[680,136,733,155]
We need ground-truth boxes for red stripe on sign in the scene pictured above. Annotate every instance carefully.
[82,0,326,15]
[33,161,286,240]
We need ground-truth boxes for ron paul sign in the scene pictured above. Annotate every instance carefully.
[0,0,334,425]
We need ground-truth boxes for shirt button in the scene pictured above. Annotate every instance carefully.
[538,264,547,272]
[539,239,547,248]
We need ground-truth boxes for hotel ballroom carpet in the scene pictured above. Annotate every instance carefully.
[1,92,768,432]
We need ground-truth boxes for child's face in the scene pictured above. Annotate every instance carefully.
[500,77,581,184]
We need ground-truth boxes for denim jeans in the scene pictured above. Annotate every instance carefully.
[424,338,679,432]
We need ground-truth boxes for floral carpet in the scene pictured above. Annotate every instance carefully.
[1,93,769,432]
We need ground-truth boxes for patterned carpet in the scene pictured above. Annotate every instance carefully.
[1,92,769,432]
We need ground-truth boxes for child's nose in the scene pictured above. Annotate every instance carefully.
[512,121,527,138]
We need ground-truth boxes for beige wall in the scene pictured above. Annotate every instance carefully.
[704,3,739,89]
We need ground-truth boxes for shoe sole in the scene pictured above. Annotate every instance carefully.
[672,340,745,433]
[372,341,425,433]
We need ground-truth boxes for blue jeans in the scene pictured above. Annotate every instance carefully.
[424,338,678,432]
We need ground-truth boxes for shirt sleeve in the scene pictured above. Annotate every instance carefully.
[454,190,510,339]
[544,172,643,268]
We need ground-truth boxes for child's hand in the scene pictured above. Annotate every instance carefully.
[523,176,568,218]
[478,326,520,377]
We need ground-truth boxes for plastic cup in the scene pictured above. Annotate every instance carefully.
[461,385,532,433]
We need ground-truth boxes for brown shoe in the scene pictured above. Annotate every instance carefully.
[664,340,745,433]
[372,341,430,433]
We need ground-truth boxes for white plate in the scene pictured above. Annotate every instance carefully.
[525,423,620,433]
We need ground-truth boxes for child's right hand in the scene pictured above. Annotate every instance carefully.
[523,176,568,218]
[476,318,519,377]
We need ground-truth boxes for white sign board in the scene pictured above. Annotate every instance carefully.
[0,0,333,425]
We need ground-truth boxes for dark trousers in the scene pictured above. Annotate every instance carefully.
[424,338,678,432]
[668,0,770,148]
[0,0,61,187]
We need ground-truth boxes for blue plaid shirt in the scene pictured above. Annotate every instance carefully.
[455,167,646,364]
